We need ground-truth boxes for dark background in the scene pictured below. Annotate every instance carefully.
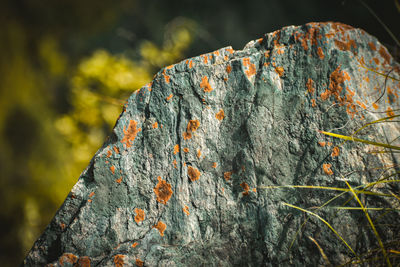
[0,0,398,265]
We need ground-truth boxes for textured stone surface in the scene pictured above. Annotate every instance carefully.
[24,22,400,266]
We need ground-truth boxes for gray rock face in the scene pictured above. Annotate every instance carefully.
[24,22,400,266]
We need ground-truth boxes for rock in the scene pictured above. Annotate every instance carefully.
[23,22,400,266]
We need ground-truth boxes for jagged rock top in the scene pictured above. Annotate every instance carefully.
[24,22,400,266]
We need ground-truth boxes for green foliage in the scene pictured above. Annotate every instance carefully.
[0,3,196,265]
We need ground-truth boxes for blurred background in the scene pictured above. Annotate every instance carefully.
[0,0,399,265]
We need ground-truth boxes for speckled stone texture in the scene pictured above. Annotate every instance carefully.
[24,22,400,266]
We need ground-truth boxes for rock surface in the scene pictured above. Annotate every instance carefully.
[24,22,400,266]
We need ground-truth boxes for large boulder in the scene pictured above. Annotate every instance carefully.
[24,22,400,266]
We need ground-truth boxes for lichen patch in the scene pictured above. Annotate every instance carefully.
[59,253,78,265]
[323,163,333,175]
[173,144,180,155]
[188,166,201,181]
[113,255,125,267]
[215,109,225,121]
[224,171,232,181]
[243,58,256,78]
[121,120,141,148]
[200,76,213,92]
[153,176,173,205]
[317,47,325,59]
[331,147,340,157]
[134,208,145,223]
[183,205,190,216]
[275,66,284,77]
[136,258,144,267]
[306,78,315,94]
[240,182,250,196]
[153,221,166,236]
[183,119,200,140]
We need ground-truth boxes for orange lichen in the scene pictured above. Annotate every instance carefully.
[153,176,173,205]
[131,242,139,248]
[188,166,201,181]
[275,66,284,77]
[240,182,250,196]
[243,58,256,78]
[163,72,170,84]
[356,100,366,109]
[189,60,193,68]
[203,55,208,64]
[386,107,395,119]
[334,36,356,51]
[372,103,379,109]
[343,71,351,81]
[317,47,325,59]
[306,78,315,94]
[183,205,190,216]
[110,166,115,174]
[183,131,192,140]
[215,109,225,120]
[173,159,177,169]
[368,42,376,51]
[311,99,316,107]
[173,144,180,155]
[187,119,200,132]
[318,141,326,147]
[183,147,189,153]
[331,147,340,157]
[121,120,141,148]
[166,94,173,101]
[152,122,158,129]
[214,50,220,56]
[77,256,91,267]
[212,162,217,168]
[89,192,95,198]
[197,149,201,158]
[379,46,391,64]
[200,76,213,92]
[373,57,380,65]
[113,255,125,267]
[226,48,234,54]
[320,65,348,105]
[115,177,123,184]
[135,259,144,267]
[226,65,232,73]
[134,208,145,223]
[224,171,232,181]
[252,188,257,193]
[264,51,270,58]
[60,223,66,231]
[113,146,120,154]
[59,253,78,265]
[323,163,333,175]
[153,221,166,236]
[107,150,112,158]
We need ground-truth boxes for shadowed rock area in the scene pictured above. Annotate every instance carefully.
[24,22,400,266]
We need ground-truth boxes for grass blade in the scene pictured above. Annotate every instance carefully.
[319,131,400,151]
[282,202,361,262]
[344,180,392,267]
[308,236,332,266]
